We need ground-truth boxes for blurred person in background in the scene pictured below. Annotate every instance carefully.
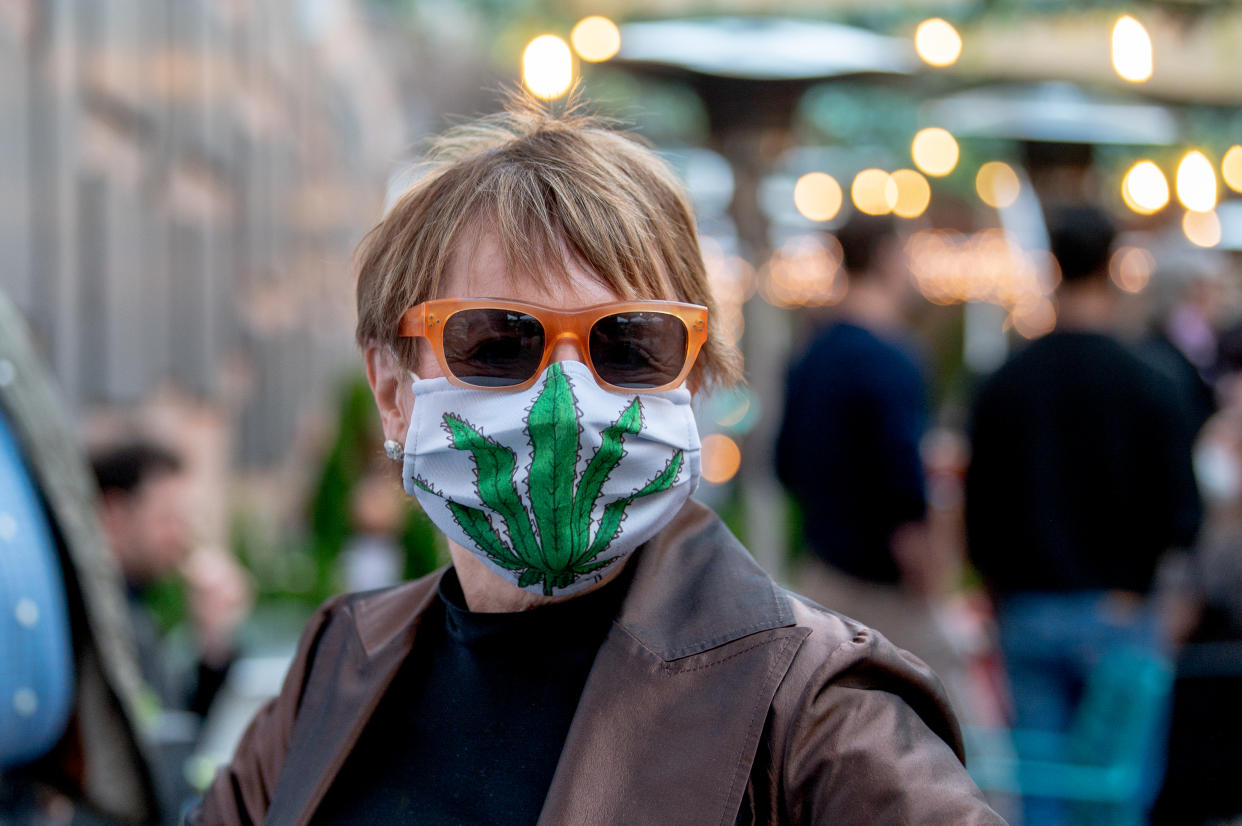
[966,204,1201,824]
[1138,255,1224,440]
[1153,324,1242,824]
[0,290,162,824]
[776,213,969,714]
[91,442,252,722]
[191,98,1003,825]
[338,463,407,593]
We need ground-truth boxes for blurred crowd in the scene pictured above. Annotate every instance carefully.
[777,205,1242,824]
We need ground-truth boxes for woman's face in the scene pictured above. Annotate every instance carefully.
[375,232,626,446]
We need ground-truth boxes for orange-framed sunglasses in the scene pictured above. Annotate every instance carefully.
[398,298,708,393]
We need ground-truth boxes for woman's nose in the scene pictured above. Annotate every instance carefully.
[548,334,587,365]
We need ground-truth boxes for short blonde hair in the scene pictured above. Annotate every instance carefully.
[353,95,742,389]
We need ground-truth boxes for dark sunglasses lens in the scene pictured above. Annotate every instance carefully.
[442,309,545,387]
[590,312,688,389]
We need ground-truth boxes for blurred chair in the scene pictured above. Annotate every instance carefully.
[966,646,1174,826]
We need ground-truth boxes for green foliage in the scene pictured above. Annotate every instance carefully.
[140,576,188,635]
[305,376,381,600]
[232,371,444,609]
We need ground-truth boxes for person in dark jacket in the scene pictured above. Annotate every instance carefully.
[776,215,968,716]
[966,204,1200,824]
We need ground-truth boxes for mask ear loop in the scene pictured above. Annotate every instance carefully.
[387,343,421,384]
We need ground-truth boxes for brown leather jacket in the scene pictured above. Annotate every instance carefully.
[195,501,1003,825]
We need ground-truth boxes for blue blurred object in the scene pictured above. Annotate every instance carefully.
[0,408,75,768]
[966,646,1174,826]
[699,386,760,435]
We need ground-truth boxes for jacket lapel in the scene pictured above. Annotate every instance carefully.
[265,574,442,826]
[266,500,802,826]
[538,501,807,826]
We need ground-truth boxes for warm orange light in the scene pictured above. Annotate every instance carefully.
[1177,150,1217,213]
[1112,15,1153,83]
[570,16,621,62]
[1121,160,1169,215]
[914,18,962,67]
[852,168,898,216]
[1010,298,1056,339]
[890,169,931,218]
[1224,145,1242,194]
[701,433,742,484]
[1183,210,1221,248]
[793,172,844,222]
[976,161,1020,209]
[911,128,959,177]
[759,234,845,308]
[1109,246,1155,293]
[522,35,573,100]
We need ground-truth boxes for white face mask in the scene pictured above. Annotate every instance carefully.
[402,360,700,597]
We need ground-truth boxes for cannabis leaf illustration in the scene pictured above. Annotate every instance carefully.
[432,362,683,595]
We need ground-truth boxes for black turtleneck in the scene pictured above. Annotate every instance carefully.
[309,566,629,825]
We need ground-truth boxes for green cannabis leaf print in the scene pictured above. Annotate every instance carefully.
[427,362,683,595]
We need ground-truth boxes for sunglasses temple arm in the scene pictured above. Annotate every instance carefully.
[398,305,426,338]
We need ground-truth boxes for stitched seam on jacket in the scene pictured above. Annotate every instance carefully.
[662,621,791,662]
[662,635,784,675]
[718,636,798,826]
[778,634,867,822]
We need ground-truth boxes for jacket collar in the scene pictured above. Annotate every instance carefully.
[278,500,802,826]
[349,499,794,662]
[611,499,794,659]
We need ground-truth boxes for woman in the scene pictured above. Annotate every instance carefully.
[193,99,1002,825]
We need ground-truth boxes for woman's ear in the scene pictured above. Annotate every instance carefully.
[364,343,413,443]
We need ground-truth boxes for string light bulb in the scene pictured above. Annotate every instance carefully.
[1176,150,1217,213]
[1121,161,1169,215]
[911,128,959,177]
[1112,15,1154,83]
[914,18,962,67]
[522,35,573,100]
[570,16,621,62]
[793,172,843,222]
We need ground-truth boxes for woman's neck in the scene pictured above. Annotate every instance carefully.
[447,540,626,612]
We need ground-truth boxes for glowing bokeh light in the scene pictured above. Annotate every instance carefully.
[890,169,931,218]
[793,172,844,222]
[701,433,742,485]
[759,234,845,307]
[1112,15,1153,83]
[570,16,621,62]
[1121,161,1169,215]
[1010,297,1056,339]
[522,35,573,100]
[911,128,959,177]
[906,228,1051,311]
[852,169,899,216]
[1183,210,1221,248]
[975,161,1021,209]
[1177,150,1217,213]
[1222,145,1242,194]
[1109,246,1156,293]
[914,18,962,68]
